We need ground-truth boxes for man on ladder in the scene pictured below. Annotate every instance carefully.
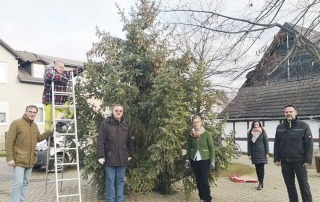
[42,61,84,201]
[42,61,83,137]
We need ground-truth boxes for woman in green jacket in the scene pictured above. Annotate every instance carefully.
[185,116,215,202]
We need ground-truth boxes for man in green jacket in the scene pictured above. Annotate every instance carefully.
[5,105,53,202]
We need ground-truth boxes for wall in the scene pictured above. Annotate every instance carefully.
[0,45,44,150]
[223,119,320,155]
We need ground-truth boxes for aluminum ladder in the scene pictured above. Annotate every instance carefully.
[45,72,82,202]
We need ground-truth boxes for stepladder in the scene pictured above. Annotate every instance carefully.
[45,72,82,202]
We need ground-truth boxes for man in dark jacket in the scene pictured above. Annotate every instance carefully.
[97,104,134,202]
[274,104,313,202]
[5,105,53,202]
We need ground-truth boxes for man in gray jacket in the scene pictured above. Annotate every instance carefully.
[274,104,313,202]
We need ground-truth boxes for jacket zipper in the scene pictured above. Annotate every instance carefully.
[29,124,32,168]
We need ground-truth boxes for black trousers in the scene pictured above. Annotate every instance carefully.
[281,161,313,202]
[190,159,212,202]
[255,163,265,183]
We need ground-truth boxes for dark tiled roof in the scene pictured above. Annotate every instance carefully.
[38,54,84,67]
[16,51,84,66]
[218,77,320,120]
[15,51,49,64]
[18,68,43,84]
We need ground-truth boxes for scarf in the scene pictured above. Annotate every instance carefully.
[251,127,262,143]
[191,126,205,139]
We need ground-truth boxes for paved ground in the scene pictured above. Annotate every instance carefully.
[1,155,320,202]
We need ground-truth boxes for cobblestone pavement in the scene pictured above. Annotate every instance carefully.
[1,155,319,202]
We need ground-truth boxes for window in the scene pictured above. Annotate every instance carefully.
[0,102,8,125]
[33,104,44,124]
[33,64,45,78]
[0,112,6,123]
[0,61,8,83]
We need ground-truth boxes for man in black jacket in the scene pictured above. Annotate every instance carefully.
[97,104,134,202]
[274,104,313,202]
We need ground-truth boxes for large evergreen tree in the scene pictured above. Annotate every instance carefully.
[77,0,235,198]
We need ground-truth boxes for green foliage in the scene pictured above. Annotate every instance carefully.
[75,0,234,198]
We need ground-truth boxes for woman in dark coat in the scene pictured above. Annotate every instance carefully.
[247,120,269,190]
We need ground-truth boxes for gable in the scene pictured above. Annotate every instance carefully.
[0,38,22,61]
[243,23,320,87]
[220,23,320,120]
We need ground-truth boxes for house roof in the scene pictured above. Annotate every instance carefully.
[16,51,84,66]
[218,77,320,120]
[18,68,44,84]
[218,23,320,121]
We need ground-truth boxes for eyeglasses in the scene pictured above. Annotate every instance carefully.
[27,111,37,114]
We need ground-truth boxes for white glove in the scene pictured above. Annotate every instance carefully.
[210,161,215,169]
[185,160,190,169]
[98,158,105,165]
[128,157,132,161]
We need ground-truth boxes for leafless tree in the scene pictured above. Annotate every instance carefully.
[160,0,320,87]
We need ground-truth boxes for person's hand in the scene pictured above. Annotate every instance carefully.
[275,161,281,166]
[128,157,132,161]
[184,160,190,169]
[210,161,215,169]
[98,158,105,165]
[7,160,15,167]
[248,156,251,160]
[303,163,310,167]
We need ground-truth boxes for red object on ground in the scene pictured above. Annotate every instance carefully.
[229,175,258,183]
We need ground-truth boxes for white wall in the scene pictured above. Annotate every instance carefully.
[0,45,45,150]
[224,119,320,155]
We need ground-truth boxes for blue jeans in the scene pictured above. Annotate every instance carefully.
[104,166,126,202]
[11,166,33,202]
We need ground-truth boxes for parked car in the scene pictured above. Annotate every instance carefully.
[34,136,70,171]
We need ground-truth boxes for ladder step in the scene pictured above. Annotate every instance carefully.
[57,178,80,182]
[55,119,74,122]
[56,162,78,166]
[59,147,77,151]
[53,105,74,108]
[58,194,80,198]
[48,157,64,160]
[53,91,73,96]
[53,132,77,136]
[47,168,63,173]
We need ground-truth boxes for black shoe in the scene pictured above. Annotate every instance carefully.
[257,183,263,190]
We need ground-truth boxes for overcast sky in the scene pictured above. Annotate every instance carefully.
[0,0,135,61]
